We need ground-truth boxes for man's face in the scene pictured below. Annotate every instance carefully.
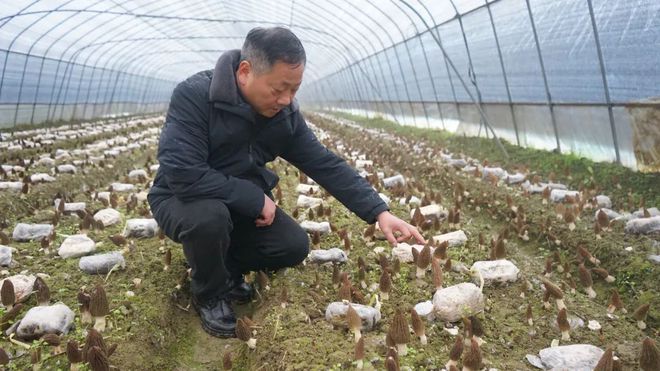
[236,60,304,118]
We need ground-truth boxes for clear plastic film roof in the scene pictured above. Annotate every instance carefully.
[1,0,659,169]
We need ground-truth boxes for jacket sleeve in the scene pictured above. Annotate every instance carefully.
[157,80,265,218]
[280,112,389,224]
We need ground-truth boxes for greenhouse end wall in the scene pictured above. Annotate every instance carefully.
[313,100,660,172]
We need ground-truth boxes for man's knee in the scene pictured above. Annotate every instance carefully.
[180,200,232,241]
[285,225,310,266]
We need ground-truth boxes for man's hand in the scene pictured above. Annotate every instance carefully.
[255,194,276,227]
[377,211,426,246]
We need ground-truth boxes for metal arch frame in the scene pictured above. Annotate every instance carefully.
[107,46,327,115]
[44,0,178,122]
[28,0,165,124]
[10,5,356,123]
[586,0,620,164]
[3,3,415,126]
[524,0,561,154]
[447,0,487,138]
[414,1,462,126]
[342,0,427,127]
[58,0,227,121]
[12,0,108,124]
[290,0,399,118]
[59,6,380,116]
[401,0,509,158]
[309,0,410,122]
[484,0,520,146]
[387,0,444,128]
[0,0,78,102]
[74,24,364,120]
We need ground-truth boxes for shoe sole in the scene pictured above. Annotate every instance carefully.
[191,298,237,338]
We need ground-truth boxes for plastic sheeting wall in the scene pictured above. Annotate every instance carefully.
[301,0,660,170]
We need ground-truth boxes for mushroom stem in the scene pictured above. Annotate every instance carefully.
[586,287,597,299]
[356,359,363,369]
[380,291,389,301]
[419,334,428,345]
[353,329,362,343]
[637,320,647,330]
[93,316,106,332]
[246,338,257,349]
[561,330,571,341]
[415,267,425,279]
[81,311,93,325]
[69,364,80,371]
[395,343,407,356]
[555,299,566,311]
[445,360,457,370]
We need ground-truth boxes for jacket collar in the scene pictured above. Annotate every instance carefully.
[208,49,299,123]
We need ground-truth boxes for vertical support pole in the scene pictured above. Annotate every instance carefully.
[525,0,561,153]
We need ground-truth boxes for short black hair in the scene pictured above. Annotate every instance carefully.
[241,27,306,73]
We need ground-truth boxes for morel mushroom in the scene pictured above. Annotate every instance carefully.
[541,277,566,310]
[462,337,482,371]
[633,303,650,330]
[90,285,109,332]
[78,289,93,324]
[236,317,256,349]
[390,309,410,356]
[416,244,431,279]
[557,308,571,341]
[446,335,463,370]
[640,337,660,371]
[33,277,50,306]
[1,279,15,311]
[66,340,83,371]
[355,336,365,369]
[607,290,626,314]
[379,270,391,301]
[346,304,362,343]
[578,263,597,299]
[411,308,427,345]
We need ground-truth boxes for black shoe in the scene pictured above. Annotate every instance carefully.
[226,276,254,304]
[191,295,236,338]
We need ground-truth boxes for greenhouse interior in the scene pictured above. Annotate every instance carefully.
[0,1,658,370]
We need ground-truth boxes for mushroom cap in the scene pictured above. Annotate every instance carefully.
[88,345,110,371]
[41,333,61,346]
[346,304,362,331]
[34,276,50,304]
[83,328,107,360]
[0,347,9,365]
[66,340,83,363]
[417,245,431,269]
[462,337,482,370]
[633,303,650,321]
[222,351,232,371]
[608,290,623,309]
[410,308,425,337]
[1,279,15,308]
[640,337,660,371]
[578,263,593,287]
[593,348,614,371]
[235,317,251,342]
[379,271,391,293]
[469,315,484,337]
[433,241,448,260]
[90,284,109,317]
[385,356,399,371]
[592,267,610,280]
[354,336,365,360]
[390,309,410,344]
[449,335,464,361]
[557,308,570,332]
[541,277,564,299]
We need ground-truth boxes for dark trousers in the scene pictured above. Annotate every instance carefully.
[150,196,310,301]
